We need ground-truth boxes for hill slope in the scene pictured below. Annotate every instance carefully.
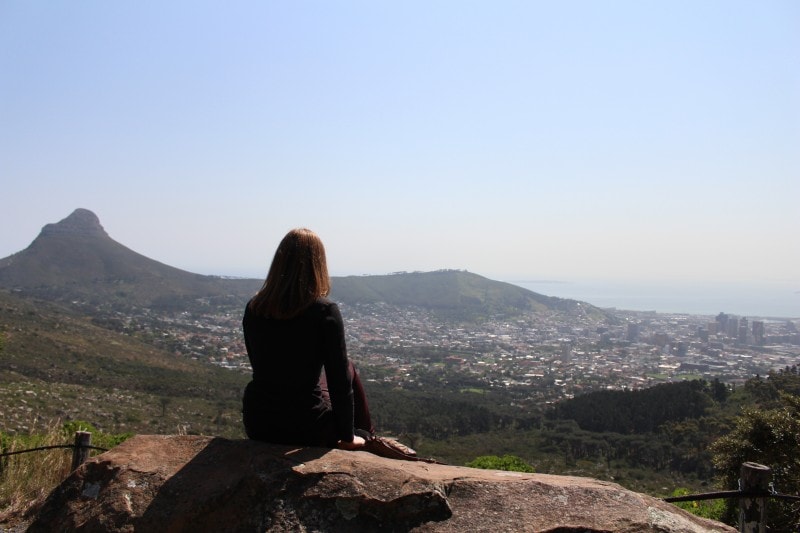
[0,288,248,435]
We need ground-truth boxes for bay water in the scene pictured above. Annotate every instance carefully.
[511,279,799,319]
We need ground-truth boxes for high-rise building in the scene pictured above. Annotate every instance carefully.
[738,317,749,344]
[753,321,765,345]
[727,316,740,338]
[716,312,729,332]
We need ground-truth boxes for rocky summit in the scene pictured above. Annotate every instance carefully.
[38,208,108,237]
[26,435,734,532]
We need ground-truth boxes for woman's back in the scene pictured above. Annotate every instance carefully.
[242,297,355,446]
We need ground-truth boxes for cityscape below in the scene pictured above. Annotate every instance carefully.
[140,298,799,410]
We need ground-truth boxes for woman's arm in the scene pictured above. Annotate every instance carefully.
[321,302,357,443]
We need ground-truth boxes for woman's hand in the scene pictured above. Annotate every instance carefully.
[337,435,366,450]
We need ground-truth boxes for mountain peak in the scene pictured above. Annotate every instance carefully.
[39,208,108,238]
[0,208,258,308]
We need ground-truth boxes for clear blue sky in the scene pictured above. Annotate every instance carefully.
[1,1,798,285]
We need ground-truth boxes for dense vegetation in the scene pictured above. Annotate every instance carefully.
[368,367,800,530]
[549,379,727,433]
[711,369,800,531]
[366,375,735,490]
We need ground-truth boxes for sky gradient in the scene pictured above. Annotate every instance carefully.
[2,1,798,287]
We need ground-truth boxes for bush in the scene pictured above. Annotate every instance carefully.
[60,420,132,450]
[668,488,725,521]
[466,454,535,473]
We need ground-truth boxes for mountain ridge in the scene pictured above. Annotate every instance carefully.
[0,209,609,320]
[332,269,608,320]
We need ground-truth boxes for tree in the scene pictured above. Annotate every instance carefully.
[710,393,800,531]
[159,397,172,417]
[710,378,728,403]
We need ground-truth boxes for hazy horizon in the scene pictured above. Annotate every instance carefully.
[2,2,798,288]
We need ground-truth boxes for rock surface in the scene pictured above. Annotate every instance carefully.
[27,435,735,532]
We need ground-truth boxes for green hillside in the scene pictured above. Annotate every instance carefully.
[0,289,247,437]
[332,270,612,321]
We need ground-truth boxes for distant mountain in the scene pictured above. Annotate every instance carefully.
[331,270,611,321]
[0,209,258,310]
[0,209,610,320]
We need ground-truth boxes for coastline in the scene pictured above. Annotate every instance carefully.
[511,279,800,319]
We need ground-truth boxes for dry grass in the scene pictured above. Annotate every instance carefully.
[0,420,76,525]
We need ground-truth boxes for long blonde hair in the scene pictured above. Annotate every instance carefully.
[249,228,331,319]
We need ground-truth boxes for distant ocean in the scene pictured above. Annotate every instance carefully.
[511,280,800,319]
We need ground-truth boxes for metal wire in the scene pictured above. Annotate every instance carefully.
[0,444,108,458]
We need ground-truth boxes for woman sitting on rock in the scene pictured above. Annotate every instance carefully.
[242,228,374,450]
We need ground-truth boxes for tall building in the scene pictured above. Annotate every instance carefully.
[727,316,740,338]
[753,321,765,345]
[716,312,729,332]
[738,317,749,344]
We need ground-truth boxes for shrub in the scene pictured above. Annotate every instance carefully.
[668,488,725,521]
[466,454,535,473]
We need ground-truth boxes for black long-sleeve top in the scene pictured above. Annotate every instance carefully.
[241,297,355,445]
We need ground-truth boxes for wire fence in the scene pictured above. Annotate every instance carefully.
[0,431,107,471]
[662,462,799,533]
[664,488,800,503]
[0,444,109,458]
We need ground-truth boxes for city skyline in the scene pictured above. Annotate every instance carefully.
[2,1,798,288]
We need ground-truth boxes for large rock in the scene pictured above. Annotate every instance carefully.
[28,435,734,532]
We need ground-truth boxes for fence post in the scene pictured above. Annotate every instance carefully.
[739,462,771,533]
[71,431,92,471]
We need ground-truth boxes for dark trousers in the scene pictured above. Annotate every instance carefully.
[319,360,375,435]
[243,360,375,447]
